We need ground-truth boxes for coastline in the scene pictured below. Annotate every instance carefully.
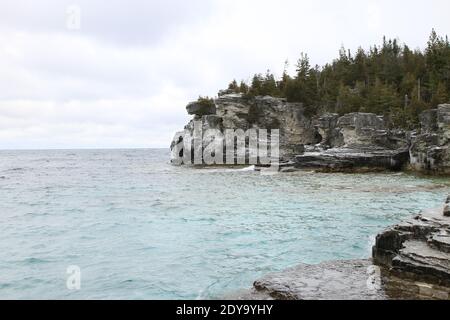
[171,94,450,299]
[231,200,450,300]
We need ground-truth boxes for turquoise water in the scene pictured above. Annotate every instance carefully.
[0,149,448,299]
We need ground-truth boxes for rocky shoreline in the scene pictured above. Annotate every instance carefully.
[230,195,450,300]
[172,94,450,299]
[171,94,450,175]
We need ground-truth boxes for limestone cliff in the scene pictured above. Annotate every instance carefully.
[171,94,318,163]
[410,104,450,175]
[171,95,450,175]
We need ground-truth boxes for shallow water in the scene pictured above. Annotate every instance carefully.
[0,149,448,299]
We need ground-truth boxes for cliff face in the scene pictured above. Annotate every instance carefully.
[216,94,320,157]
[171,94,319,163]
[410,104,450,175]
[171,95,450,174]
[292,112,410,172]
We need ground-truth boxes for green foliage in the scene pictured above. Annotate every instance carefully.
[227,79,240,93]
[364,78,401,116]
[336,83,364,115]
[197,96,215,108]
[239,80,249,94]
[247,71,282,97]
[222,30,450,128]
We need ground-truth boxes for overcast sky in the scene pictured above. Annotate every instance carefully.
[0,0,449,149]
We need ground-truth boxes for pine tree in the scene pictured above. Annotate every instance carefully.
[248,74,263,97]
[228,79,240,93]
[239,81,249,94]
[219,29,450,128]
[336,83,363,115]
[431,82,449,107]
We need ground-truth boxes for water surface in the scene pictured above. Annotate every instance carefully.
[0,149,448,299]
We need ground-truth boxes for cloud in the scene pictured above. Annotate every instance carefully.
[0,0,449,149]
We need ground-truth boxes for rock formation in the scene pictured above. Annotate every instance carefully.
[372,195,450,299]
[171,94,318,164]
[232,195,450,300]
[186,100,217,116]
[293,113,410,172]
[172,95,449,175]
[410,104,450,175]
[250,260,388,300]
[445,196,450,217]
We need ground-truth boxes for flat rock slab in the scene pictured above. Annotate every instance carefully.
[252,259,388,300]
[294,147,409,172]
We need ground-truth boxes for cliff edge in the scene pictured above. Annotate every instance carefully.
[171,94,450,175]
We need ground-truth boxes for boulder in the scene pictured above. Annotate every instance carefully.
[186,101,216,116]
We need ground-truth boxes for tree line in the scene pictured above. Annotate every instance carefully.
[225,30,450,129]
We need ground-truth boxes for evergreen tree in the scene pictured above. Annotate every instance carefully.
[239,80,249,94]
[220,29,450,128]
[431,82,449,107]
[228,79,240,93]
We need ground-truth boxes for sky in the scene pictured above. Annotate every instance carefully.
[0,0,449,149]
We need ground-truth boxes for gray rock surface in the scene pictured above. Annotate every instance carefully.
[186,101,217,116]
[294,147,409,172]
[215,94,319,158]
[232,259,445,300]
[252,260,387,300]
[410,104,450,174]
[172,95,449,175]
[445,196,450,217]
[373,196,450,299]
[294,113,410,172]
[171,94,318,164]
[173,95,410,168]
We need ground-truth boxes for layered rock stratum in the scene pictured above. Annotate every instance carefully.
[372,198,450,299]
[172,95,450,299]
[410,104,450,175]
[230,196,450,300]
[171,94,450,175]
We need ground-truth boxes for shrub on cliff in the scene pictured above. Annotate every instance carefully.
[197,96,215,109]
